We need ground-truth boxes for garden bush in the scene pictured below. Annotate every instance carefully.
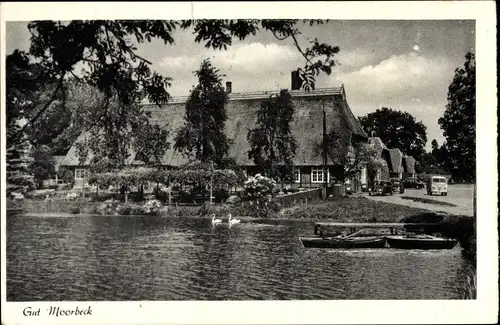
[214,189,230,203]
[143,199,162,215]
[116,204,133,215]
[243,174,276,199]
[97,200,121,215]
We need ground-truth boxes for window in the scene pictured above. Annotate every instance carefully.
[75,168,85,179]
[311,167,326,183]
[294,169,300,183]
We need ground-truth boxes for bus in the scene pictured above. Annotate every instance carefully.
[426,175,448,196]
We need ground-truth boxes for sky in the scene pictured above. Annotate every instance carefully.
[5,20,475,150]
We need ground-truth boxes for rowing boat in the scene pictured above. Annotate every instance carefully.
[299,236,387,249]
[385,234,458,250]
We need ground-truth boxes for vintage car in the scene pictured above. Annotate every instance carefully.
[390,178,405,194]
[426,175,448,196]
[402,177,425,189]
[368,181,393,196]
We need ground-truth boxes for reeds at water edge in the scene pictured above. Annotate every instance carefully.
[462,265,477,299]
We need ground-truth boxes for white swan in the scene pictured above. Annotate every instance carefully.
[228,213,241,225]
[211,214,222,224]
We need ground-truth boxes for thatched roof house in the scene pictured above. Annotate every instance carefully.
[365,137,417,183]
[388,148,404,175]
[403,155,416,176]
[63,85,367,166]
[62,79,371,188]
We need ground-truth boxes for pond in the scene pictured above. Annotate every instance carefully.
[7,214,473,300]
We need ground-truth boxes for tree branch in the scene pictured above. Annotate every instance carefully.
[69,70,83,83]
[125,48,152,65]
[290,31,313,66]
[20,74,66,133]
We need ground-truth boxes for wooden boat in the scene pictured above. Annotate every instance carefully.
[385,234,458,250]
[7,208,24,215]
[299,236,387,249]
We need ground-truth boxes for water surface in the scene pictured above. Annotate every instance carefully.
[7,215,473,300]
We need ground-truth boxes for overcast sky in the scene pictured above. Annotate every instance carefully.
[6,20,475,150]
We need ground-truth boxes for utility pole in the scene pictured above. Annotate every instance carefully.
[209,161,214,204]
[322,101,328,200]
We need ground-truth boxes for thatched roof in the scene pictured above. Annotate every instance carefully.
[61,131,137,166]
[368,137,388,154]
[388,148,403,173]
[403,156,416,174]
[62,87,367,167]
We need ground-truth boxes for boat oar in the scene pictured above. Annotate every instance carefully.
[343,228,367,238]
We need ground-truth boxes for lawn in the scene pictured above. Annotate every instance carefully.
[280,196,429,222]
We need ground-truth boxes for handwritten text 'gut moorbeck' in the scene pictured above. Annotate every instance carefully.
[23,306,92,317]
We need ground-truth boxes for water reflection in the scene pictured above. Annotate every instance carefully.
[7,215,473,301]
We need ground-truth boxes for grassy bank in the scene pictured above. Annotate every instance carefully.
[462,265,477,299]
[13,196,429,221]
[402,211,476,256]
[280,196,429,222]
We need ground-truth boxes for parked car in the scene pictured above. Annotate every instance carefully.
[402,177,425,189]
[390,179,405,194]
[368,181,393,196]
[361,183,368,192]
[426,175,448,196]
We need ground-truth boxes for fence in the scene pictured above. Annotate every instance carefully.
[275,188,322,208]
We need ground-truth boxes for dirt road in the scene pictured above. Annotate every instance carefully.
[364,184,474,216]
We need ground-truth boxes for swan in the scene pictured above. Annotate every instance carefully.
[228,213,241,225]
[211,214,222,224]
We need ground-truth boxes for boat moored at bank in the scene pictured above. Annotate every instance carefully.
[385,234,458,250]
[299,236,387,249]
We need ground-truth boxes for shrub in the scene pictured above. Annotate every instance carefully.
[97,200,120,215]
[178,191,195,203]
[243,174,276,200]
[69,204,81,214]
[233,198,281,218]
[129,204,144,215]
[85,205,100,215]
[143,199,162,215]
[214,189,229,203]
[116,204,132,215]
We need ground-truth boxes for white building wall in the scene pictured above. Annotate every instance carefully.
[361,167,367,184]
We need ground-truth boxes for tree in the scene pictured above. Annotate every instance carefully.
[314,130,384,185]
[248,89,297,184]
[438,52,476,182]
[6,125,36,195]
[431,139,439,153]
[355,142,387,187]
[26,79,89,155]
[5,50,50,194]
[30,145,56,189]
[21,20,340,131]
[358,107,428,160]
[74,88,170,172]
[416,138,454,176]
[174,59,230,166]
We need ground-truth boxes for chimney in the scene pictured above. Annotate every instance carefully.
[226,81,232,94]
[291,70,302,90]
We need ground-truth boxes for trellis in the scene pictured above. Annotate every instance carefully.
[88,164,243,203]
